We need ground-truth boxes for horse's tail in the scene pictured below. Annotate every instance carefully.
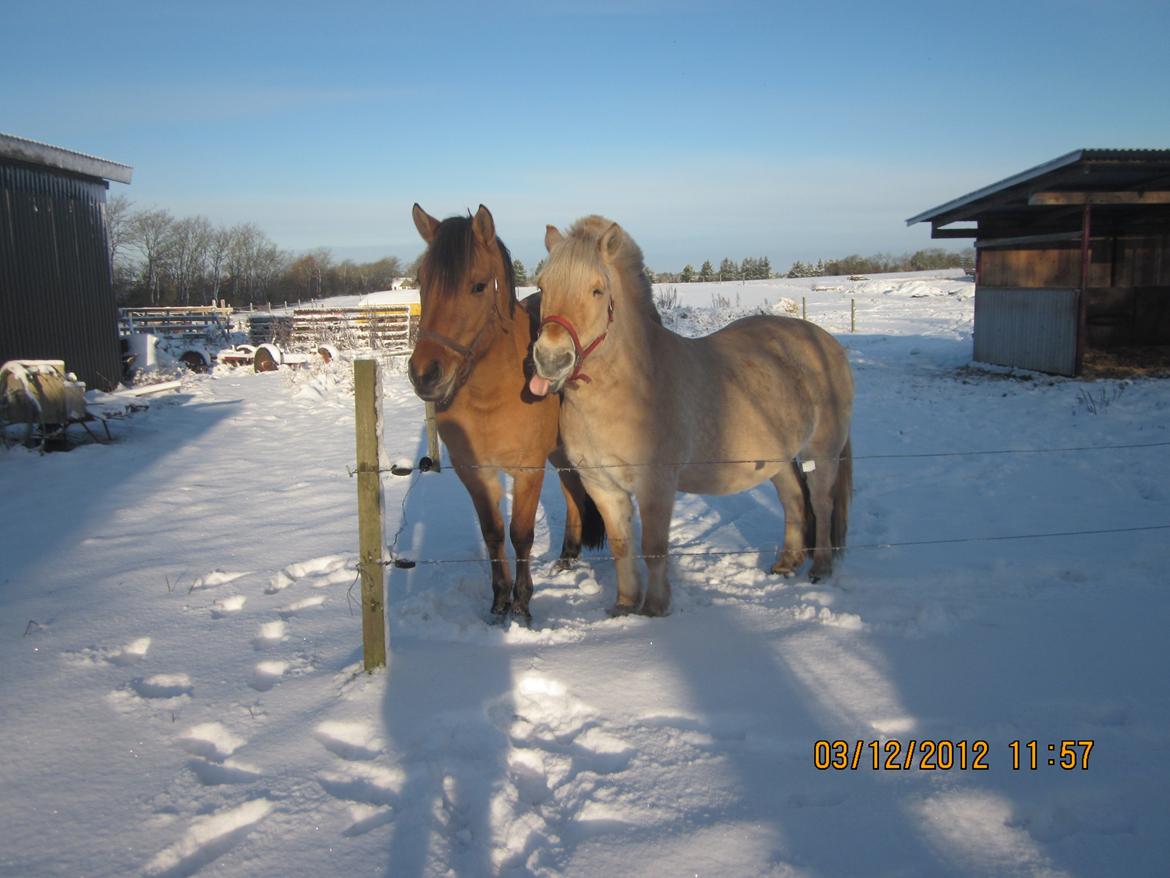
[580,491,607,550]
[832,436,852,555]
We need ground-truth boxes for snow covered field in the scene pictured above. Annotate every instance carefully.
[2,271,1169,877]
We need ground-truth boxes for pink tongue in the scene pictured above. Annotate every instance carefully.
[529,374,551,397]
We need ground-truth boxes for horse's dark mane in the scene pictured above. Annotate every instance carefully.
[424,215,516,314]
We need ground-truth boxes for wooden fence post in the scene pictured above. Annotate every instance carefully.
[354,359,387,670]
[424,401,441,472]
[851,298,856,333]
[802,296,807,321]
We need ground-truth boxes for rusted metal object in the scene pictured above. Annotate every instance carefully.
[253,344,282,373]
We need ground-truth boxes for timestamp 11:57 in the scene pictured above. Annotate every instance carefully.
[1009,739,1094,770]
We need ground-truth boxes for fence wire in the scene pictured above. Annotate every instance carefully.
[369,522,1170,570]
[361,434,1170,570]
[350,439,1170,478]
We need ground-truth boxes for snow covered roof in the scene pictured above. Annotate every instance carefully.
[0,132,133,184]
[357,289,420,308]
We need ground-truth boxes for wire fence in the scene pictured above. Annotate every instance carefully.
[360,436,1170,570]
[351,439,1170,478]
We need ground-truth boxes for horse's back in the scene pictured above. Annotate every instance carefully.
[693,314,851,403]
[667,314,852,489]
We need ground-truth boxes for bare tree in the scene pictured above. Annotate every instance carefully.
[128,208,176,304]
[204,227,233,305]
[106,194,133,265]
[169,216,213,305]
[365,256,402,291]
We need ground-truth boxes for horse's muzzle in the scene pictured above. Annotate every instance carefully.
[532,335,575,391]
[408,356,452,403]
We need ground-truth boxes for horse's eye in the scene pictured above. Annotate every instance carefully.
[472,282,487,294]
[592,288,604,298]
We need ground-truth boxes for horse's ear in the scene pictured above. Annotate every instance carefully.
[544,225,563,253]
[412,203,440,244]
[598,222,623,263]
[472,204,496,247]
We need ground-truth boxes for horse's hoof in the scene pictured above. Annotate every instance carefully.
[511,609,533,629]
[489,604,512,625]
[607,603,639,618]
[770,562,796,577]
[552,557,574,573]
[809,565,832,584]
[641,602,671,617]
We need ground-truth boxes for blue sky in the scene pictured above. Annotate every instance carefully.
[4,0,1168,271]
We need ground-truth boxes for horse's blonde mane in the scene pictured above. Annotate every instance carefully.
[547,215,662,325]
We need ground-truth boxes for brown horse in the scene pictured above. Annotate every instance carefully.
[529,216,853,616]
[408,204,604,624]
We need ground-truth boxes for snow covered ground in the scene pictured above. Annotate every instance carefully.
[2,271,1169,877]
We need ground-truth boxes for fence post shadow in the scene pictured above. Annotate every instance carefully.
[380,421,514,878]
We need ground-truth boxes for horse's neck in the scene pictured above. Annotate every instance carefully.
[575,306,663,405]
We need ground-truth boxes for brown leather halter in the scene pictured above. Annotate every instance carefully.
[540,299,614,386]
[416,277,506,385]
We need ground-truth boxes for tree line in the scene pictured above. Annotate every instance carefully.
[108,196,406,307]
[648,248,973,283]
[783,248,974,278]
[107,196,975,305]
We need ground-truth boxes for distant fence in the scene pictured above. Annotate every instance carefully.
[118,306,233,341]
[247,305,418,355]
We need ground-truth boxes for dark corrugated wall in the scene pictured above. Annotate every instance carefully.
[1,160,122,391]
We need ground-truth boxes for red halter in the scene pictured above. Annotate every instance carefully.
[540,299,614,386]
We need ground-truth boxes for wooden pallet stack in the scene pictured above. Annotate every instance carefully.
[118,306,233,341]
[287,305,416,353]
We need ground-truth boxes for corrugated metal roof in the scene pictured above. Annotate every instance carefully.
[907,148,1170,226]
[0,132,133,184]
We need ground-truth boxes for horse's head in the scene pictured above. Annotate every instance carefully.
[409,203,513,404]
[529,218,624,397]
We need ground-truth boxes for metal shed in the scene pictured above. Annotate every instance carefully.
[1,133,133,391]
[908,149,1170,376]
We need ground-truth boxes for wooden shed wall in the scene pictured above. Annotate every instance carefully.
[979,234,1170,288]
[976,231,1170,364]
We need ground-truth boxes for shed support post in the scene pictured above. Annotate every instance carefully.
[1076,204,1092,376]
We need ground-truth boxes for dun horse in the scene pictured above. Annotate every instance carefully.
[409,204,604,623]
[528,216,853,616]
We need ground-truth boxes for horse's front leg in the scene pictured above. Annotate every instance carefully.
[508,469,544,624]
[457,466,512,617]
[637,481,677,616]
[585,481,640,615]
[550,447,584,569]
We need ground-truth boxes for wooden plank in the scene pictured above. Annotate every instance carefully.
[353,359,387,671]
[975,231,1082,249]
[1029,191,1170,206]
[931,225,978,239]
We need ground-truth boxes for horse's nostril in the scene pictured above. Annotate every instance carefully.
[535,348,573,376]
[410,359,442,391]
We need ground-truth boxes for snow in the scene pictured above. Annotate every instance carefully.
[2,271,1169,877]
[358,290,421,309]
